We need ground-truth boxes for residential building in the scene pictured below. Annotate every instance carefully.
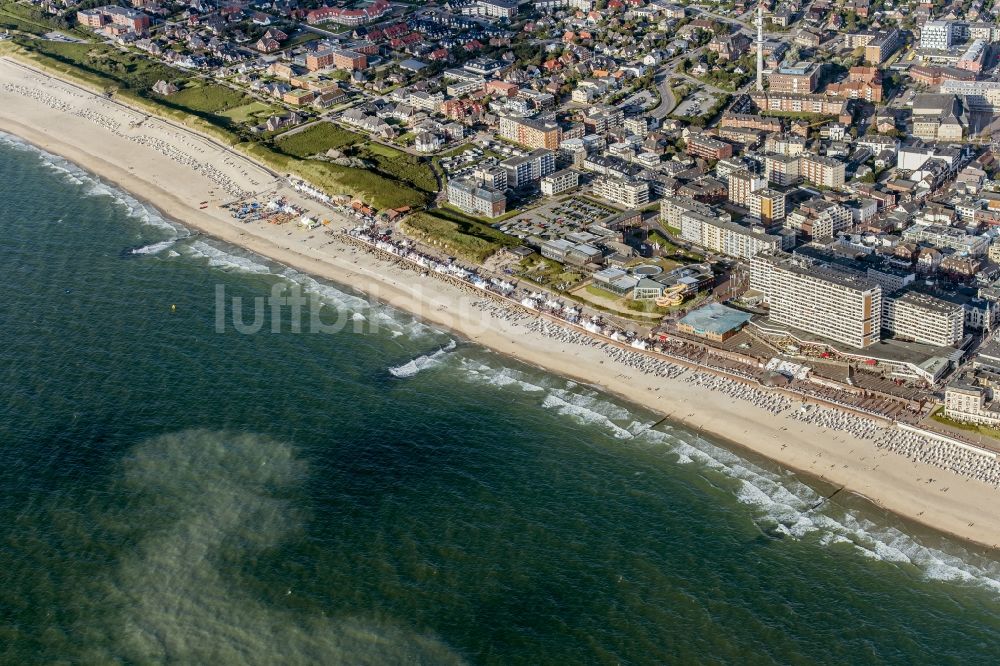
[680,213,782,260]
[593,177,650,208]
[768,62,821,94]
[825,67,883,103]
[920,20,953,50]
[750,188,786,223]
[764,154,800,186]
[901,224,989,256]
[750,252,882,348]
[945,371,1000,426]
[77,6,150,33]
[332,49,366,71]
[686,135,733,160]
[750,92,847,116]
[500,149,556,188]
[541,169,579,196]
[727,169,766,207]
[882,291,964,346]
[498,116,562,150]
[305,0,391,26]
[800,153,846,188]
[864,30,902,65]
[447,177,507,218]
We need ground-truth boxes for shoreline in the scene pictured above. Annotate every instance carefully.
[3,56,1000,553]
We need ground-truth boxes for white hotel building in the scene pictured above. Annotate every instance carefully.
[881,291,964,347]
[750,252,882,348]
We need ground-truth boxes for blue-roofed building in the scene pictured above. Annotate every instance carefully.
[678,303,752,342]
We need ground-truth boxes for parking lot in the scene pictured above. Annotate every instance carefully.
[495,196,620,241]
[674,89,723,118]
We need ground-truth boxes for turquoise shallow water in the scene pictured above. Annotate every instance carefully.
[1,133,999,664]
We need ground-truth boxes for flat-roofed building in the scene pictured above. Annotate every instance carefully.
[750,188,786,223]
[501,149,555,188]
[920,20,953,50]
[498,115,562,150]
[593,177,649,208]
[686,135,733,160]
[660,196,726,229]
[882,291,964,346]
[768,61,822,94]
[800,153,846,188]
[751,92,847,116]
[541,169,579,196]
[447,177,507,218]
[727,169,766,207]
[902,224,988,256]
[332,49,366,71]
[681,213,782,260]
[865,30,902,65]
[750,251,882,348]
[764,153,800,186]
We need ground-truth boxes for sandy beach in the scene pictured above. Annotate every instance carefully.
[2,56,1000,550]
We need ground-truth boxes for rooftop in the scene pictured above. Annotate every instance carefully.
[679,303,752,335]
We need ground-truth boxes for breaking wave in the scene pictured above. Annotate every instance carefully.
[0,131,181,236]
[388,340,457,378]
[188,240,272,274]
[455,356,1000,594]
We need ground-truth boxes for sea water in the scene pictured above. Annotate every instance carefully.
[1,134,999,664]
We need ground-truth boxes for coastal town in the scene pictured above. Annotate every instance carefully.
[4,0,1000,521]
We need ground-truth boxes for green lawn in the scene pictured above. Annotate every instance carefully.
[17,39,182,91]
[9,38,431,212]
[402,210,516,262]
[276,122,366,157]
[275,123,438,196]
[218,101,278,123]
[930,407,1000,442]
[161,84,249,114]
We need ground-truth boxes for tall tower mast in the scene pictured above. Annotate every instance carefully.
[755,3,764,92]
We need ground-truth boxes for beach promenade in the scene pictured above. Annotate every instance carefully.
[2,55,1000,550]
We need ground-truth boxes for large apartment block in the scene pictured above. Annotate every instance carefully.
[920,20,953,50]
[680,213,782,260]
[767,62,822,94]
[728,169,766,207]
[77,6,150,33]
[750,252,882,348]
[865,30,902,64]
[686,135,733,160]
[500,149,556,187]
[447,177,507,218]
[498,116,562,150]
[541,169,579,195]
[593,177,649,208]
[800,154,846,188]
[901,224,989,256]
[660,196,726,229]
[882,292,964,347]
[750,188,786,223]
[750,92,847,116]
[764,154,800,186]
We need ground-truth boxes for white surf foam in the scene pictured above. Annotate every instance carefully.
[457,358,548,393]
[280,268,370,312]
[639,427,1000,594]
[131,239,178,255]
[388,340,456,378]
[540,388,650,441]
[188,240,271,274]
[0,131,182,236]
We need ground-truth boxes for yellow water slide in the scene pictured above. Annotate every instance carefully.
[654,283,687,308]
